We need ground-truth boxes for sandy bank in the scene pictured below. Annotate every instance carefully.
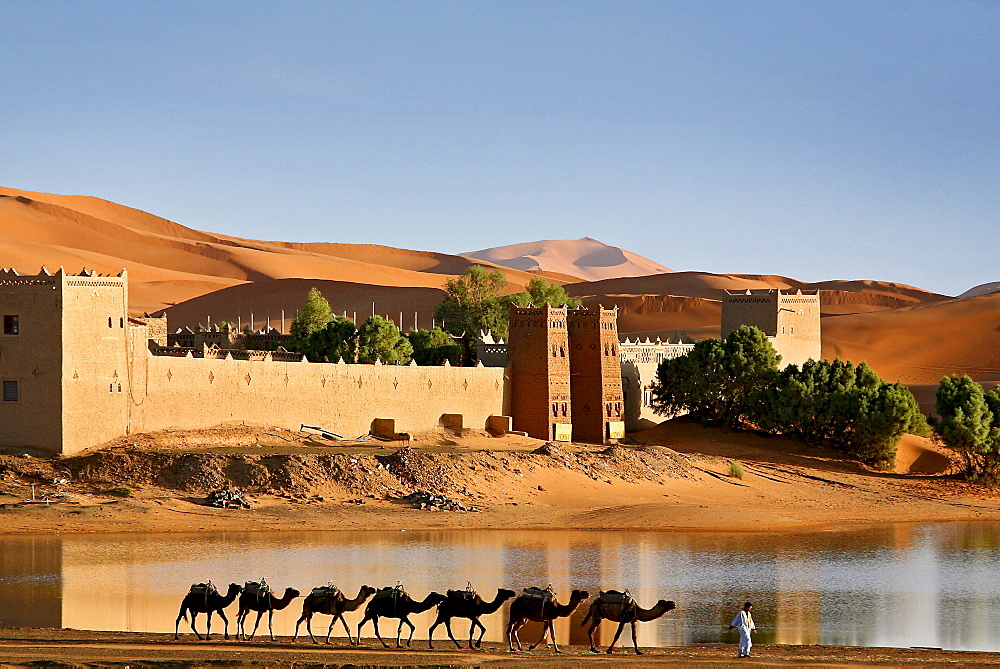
[0,628,997,667]
[0,421,996,536]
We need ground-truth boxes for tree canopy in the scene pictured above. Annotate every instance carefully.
[288,287,334,361]
[509,277,582,310]
[930,375,1000,477]
[406,327,462,366]
[356,316,413,364]
[650,325,922,467]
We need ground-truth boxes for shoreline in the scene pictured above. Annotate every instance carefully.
[0,628,998,667]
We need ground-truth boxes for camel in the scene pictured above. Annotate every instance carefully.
[174,582,242,640]
[506,588,590,653]
[357,586,446,648]
[236,583,301,641]
[292,585,377,644]
[582,590,676,654]
[428,587,517,649]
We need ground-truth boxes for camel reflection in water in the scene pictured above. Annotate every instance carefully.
[3,524,1000,651]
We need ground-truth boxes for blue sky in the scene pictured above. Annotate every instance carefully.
[2,1,997,295]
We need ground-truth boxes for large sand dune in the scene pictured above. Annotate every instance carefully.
[463,237,673,282]
[2,186,997,385]
[0,187,552,315]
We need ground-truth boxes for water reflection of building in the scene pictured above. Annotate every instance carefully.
[773,552,820,645]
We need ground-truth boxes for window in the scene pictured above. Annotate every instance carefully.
[2,380,18,402]
[2,315,18,335]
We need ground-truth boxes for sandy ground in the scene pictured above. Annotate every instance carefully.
[0,420,994,536]
[1,628,1000,667]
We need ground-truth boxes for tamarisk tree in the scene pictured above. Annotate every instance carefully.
[930,375,1000,477]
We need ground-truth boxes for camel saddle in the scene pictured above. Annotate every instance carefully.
[311,585,341,599]
[521,586,555,603]
[447,583,478,601]
[244,580,270,600]
[374,584,407,600]
[598,589,634,617]
[189,582,218,598]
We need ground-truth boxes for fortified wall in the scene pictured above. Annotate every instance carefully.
[0,268,505,455]
[721,289,821,368]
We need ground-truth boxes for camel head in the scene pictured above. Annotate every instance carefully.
[226,583,243,595]
[427,592,448,606]
[360,585,377,598]
[658,600,676,613]
[570,589,591,603]
[498,588,517,600]
[284,587,302,599]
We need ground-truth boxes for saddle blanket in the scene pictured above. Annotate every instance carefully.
[447,589,478,600]
[521,586,555,602]
[311,585,341,598]
[189,582,217,597]
[244,581,270,598]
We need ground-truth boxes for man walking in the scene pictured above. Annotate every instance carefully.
[729,601,756,658]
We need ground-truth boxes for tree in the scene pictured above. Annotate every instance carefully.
[509,277,581,309]
[288,287,333,360]
[649,326,779,429]
[434,265,510,362]
[311,316,358,363]
[356,316,413,364]
[931,375,1000,477]
[406,328,462,366]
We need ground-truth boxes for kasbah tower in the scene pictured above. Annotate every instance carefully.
[507,304,625,444]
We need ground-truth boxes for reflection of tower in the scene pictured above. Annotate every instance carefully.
[507,305,571,441]
[567,307,625,444]
[773,553,820,645]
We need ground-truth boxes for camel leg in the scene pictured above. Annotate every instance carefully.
[587,615,601,652]
[607,620,627,654]
[293,611,306,642]
[631,620,642,655]
[395,618,404,647]
[218,609,230,640]
[528,620,549,650]
[427,614,441,649]
[174,604,187,640]
[337,613,355,645]
[507,619,524,651]
[357,615,370,646]
[472,618,486,649]
[373,616,389,648]
[267,609,275,642]
[403,617,416,647]
[205,610,213,640]
[189,611,202,641]
[443,617,462,649]
[550,621,562,654]
[236,609,246,640]
[249,610,264,640]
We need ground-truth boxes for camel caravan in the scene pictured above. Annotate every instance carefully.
[175,579,676,654]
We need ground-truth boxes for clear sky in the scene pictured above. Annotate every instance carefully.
[2,1,997,296]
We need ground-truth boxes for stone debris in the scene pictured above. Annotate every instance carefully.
[404,490,479,512]
[206,487,252,509]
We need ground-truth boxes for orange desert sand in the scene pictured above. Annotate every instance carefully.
[3,186,1000,666]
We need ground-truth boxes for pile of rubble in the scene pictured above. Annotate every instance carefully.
[206,487,253,509]
[404,490,479,512]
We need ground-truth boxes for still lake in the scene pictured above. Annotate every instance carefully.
[2,523,1000,651]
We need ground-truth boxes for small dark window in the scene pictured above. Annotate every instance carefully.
[3,315,18,335]
[2,380,18,402]
[120,317,124,328]
[108,317,113,328]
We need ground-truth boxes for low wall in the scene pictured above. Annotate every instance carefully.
[128,353,507,440]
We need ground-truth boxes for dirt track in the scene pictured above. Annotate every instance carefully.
[2,628,1000,667]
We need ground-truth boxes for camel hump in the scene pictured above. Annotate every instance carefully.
[521,586,556,603]
[189,582,217,597]
[599,589,632,604]
[244,580,270,598]
[447,589,478,601]
[375,585,407,599]
[311,585,340,599]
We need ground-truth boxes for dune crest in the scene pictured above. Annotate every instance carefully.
[462,237,673,282]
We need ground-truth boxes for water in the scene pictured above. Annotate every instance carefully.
[2,523,1000,651]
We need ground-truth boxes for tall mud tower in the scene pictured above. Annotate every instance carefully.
[507,304,572,441]
[568,307,625,444]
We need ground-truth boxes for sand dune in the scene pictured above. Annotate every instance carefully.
[163,278,446,333]
[0,187,553,315]
[821,292,1000,384]
[960,281,1000,298]
[463,237,673,282]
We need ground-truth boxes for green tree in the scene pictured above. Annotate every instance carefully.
[357,316,413,364]
[406,327,462,366]
[509,277,581,309]
[434,265,510,362]
[311,316,358,363]
[931,375,1000,476]
[649,325,779,428]
[288,287,333,360]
